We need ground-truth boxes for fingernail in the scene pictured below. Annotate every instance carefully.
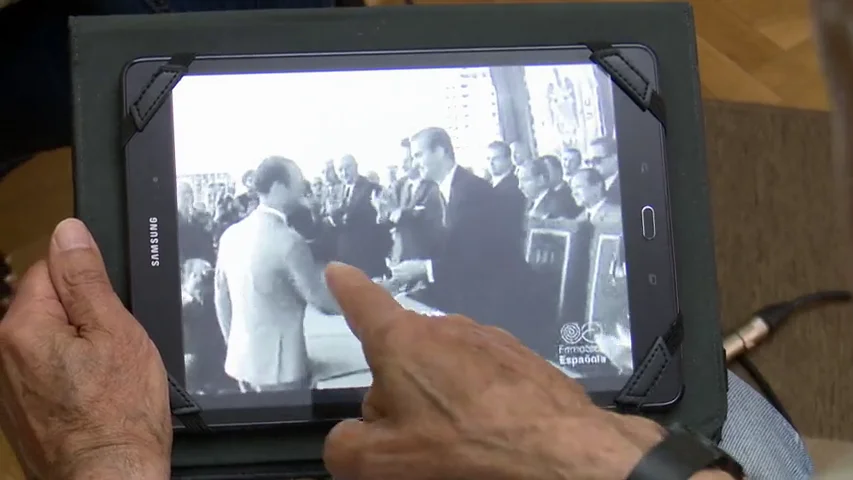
[53,219,94,252]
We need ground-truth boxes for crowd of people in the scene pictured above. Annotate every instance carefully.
[177,126,625,395]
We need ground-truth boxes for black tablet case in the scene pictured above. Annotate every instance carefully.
[70,3,726,476]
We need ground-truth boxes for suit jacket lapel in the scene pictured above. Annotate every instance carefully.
[593,202,611,223]
[348,177,368,211]
[398,181,410,207]
[411,181,431,207]
[444,168,466,228]
[529,190,550,218]
[539,191,551,217]
[401,181,416,208]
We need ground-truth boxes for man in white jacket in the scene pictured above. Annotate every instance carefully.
[215,156,340,392]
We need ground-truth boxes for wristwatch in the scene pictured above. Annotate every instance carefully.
[626,423,745,480]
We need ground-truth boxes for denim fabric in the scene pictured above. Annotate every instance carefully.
[720,372,814,479]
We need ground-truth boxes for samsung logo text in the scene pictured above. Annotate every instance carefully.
[149,217,160,267]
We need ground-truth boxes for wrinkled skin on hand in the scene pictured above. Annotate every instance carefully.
[0,219,171,480]
[322,263,665,480]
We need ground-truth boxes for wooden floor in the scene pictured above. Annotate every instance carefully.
[0,0,828,477]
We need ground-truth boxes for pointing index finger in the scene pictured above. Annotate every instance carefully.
[325,262,404,350]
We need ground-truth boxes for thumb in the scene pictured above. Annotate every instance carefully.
[47,218,125,331]
[324,419,394,479]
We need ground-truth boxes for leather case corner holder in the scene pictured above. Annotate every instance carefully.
[121,53,196,148]
[614,313,684,412]
[584,42,667,129]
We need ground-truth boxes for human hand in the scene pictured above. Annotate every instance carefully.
[373,276,407,295]
[0,219,171,480]
[389,259,428,285]
[595,323,633,375]
[370,190,383,211]
[388,208,403,224]
[321,263,667,480]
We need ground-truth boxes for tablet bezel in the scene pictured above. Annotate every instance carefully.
[122,45,681,429]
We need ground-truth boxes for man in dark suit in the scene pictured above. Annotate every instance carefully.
[288,199,337,265]
[569,168,622,225]
[488,141,519,192]
[510,140,533,171]
[586,137,621,205]
[518,158,577,220]
[390,128,509,322]
[518,159,590,340]
[391,137,415,208]
[390,128,548,353]
[329,154,391,278]
[569,167,627,353]
[177,181,215,265]
[181,258,236,395]
[388,160,443,263]
[561,146,584,179]
[487,140,527,255]
[541,155,581,218]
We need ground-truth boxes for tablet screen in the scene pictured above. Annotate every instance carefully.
[170,61,632,401]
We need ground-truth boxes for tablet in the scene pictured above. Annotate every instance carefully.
[122,44,681,429]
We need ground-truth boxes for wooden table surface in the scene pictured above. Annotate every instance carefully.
[0,0,827,476]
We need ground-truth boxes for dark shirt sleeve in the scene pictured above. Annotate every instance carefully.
[398,184,444,254]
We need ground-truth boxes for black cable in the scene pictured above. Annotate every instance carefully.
[725,289,852,431]
[751,290,852,330]
[736,356,795,428]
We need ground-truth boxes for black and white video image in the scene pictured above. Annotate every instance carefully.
[171,63,632,396]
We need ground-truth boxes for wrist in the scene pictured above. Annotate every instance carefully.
[456,412,666,480]
[564,413,667,480]
[65,445,169,480]
[608,418,738,480]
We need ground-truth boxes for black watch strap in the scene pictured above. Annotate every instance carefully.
[627,424,745,480]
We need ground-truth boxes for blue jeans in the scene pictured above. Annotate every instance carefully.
[721,372,814,479]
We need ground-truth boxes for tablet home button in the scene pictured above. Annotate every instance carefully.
[641,206,656,240]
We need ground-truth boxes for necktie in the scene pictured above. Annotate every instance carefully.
[343,185,352,206]
[404,182,414,207]
[439,191,448,226]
